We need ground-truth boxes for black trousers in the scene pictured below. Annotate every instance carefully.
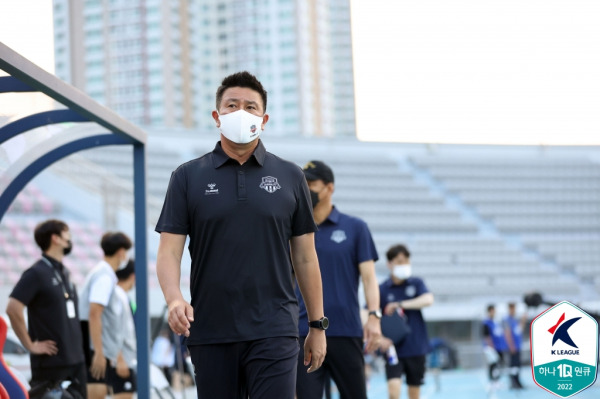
[296,336,367,399]
[30,362,87,399]
[488,350,506,382]
[189,336,299,399]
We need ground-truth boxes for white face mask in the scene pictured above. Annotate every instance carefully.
[218,110,264,144]
[118,253,130,270]
[392,264,412,280]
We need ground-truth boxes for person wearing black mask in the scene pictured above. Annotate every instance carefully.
[296,160,381,399]
[6,219,87,398]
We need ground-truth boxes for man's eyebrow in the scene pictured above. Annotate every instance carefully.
[223,97,259,105]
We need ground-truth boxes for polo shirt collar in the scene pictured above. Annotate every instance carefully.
[42,253,64,272]
[99,260,118,284]
[323,206,341,225]
[211,140,266,168]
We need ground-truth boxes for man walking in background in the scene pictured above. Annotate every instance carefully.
[378,244,434,399]
[6,219,87,398]
[296,160,381,399]
[155,71,326,399]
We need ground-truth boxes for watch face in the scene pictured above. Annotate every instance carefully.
[369,310,382,319]
[321,317,329,330]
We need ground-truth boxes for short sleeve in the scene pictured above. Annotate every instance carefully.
[291,172,318,237]
[10,267,41,306]
[155,168,190,235]
[88,274,115,307]
[483,323,491,337]
[414,277,430,296]
[355,220,379,263]
[379,283,389,310]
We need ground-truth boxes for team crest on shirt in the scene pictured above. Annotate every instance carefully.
[259,176,281,193]
[405,285,416,297]
[330,230,347,243]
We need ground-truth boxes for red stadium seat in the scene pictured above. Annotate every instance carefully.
[0,316,29,399]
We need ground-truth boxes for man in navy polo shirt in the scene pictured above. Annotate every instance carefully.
[155,71,326,399]
[378,244,434,399]
[296,160,381,399]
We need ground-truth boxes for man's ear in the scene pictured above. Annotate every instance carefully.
[261,113,269,130]
[212,110,220,127]
[327,182,335,194]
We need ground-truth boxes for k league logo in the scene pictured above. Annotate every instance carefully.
[530,301,599,398]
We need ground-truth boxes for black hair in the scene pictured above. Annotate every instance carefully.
[100,232,132,256]
[215,71,267,111]
[34,219,69,251]
[386,244,411,262]
[116,259,135,281]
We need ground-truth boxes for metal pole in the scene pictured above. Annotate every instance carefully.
[133,142,150,398]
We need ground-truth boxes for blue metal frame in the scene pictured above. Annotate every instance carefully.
[132,144,150,392]
[0,134,129,218]
[1,41,151,398]
[0,76,34,92]
[0,109,90,145]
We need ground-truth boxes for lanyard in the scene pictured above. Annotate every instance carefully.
[41,257,71,299]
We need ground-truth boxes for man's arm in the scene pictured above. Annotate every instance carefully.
[483,324,494,347]
[6,297,57,355]
[504,320,516,353]
[89,302,107,379]
[115,351,130,378]
[384,292,434,315]
[290,233,326,373]
[359,260,381,352]
[156,232,193,337]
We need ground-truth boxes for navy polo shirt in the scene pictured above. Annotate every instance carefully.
[379,277,432,357]
[156,140,317,345]
[297,207,378,337]
[10,255,85,369]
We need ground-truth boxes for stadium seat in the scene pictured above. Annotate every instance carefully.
[0,316,29,399]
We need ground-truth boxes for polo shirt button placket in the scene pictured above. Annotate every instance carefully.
[237,169,247,200]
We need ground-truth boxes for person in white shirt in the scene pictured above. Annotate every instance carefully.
[79,232,132,399]
[113,259,137,399]
[151,328,175,385]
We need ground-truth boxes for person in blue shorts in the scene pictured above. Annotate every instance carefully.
[378,244,434,399]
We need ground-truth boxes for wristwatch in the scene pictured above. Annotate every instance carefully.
[308,316,329,330]
[368,309,382,319]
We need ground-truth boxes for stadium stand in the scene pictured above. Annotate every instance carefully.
[409,153,600,300]
[2,134,599,369]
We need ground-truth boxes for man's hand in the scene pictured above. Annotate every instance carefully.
[384,301,402,316]
[303,329,327,373]
[378,337,394,352]
[90,351,107,380]
[363,317,382,353]
[167,298,194,337]
[116,357,130,378]
[29,340,58,356]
